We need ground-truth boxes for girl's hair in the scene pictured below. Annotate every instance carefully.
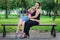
[31,7,35,10]
[36,2,40,6]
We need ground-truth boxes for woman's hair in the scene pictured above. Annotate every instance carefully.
[36,2,40,6]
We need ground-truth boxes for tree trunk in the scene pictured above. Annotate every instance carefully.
[53,0,58,21]
[46,11,49,16]
[46,10,51,17]
[8,9,10,15]
[53,10,57,21]
[5,0,8,19]
[48,11,51,17]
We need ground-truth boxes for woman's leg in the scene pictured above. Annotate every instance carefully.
[16,19,23,33]
[20,20,39,39]
[24,20,39,36]
[20,21,31,38]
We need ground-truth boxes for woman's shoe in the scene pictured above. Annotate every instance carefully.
[20,33,24,37]
[20,33,29,39]
[20,35,27,39]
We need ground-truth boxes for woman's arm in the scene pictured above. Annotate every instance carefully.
[30,19,40,22]
[29,9,41,19]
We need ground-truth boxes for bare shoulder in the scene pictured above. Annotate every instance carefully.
[37,9,41,11]
[37,9,42,13]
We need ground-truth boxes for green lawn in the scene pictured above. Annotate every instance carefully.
[0,14,60,33]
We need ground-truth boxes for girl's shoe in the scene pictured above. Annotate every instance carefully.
[15,33,18,39]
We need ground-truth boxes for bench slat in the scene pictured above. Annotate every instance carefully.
[1,23,56,26]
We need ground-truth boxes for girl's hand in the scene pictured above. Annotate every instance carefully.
[28,14,31,19]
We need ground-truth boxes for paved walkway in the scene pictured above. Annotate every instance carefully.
[0,30,60,40]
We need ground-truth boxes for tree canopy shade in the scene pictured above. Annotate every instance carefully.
[0,0,30,18]
[0,0,60,19]
[0,0,31,10]
[0,0,6,10]
[41,0,60,21]
[0,0,60,10]
[0,0,38,19]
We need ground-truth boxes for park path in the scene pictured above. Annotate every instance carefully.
[0,30,60,40]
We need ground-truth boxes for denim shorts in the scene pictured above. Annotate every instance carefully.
[21,16,29,22]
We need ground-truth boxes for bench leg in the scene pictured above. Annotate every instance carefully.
[51,26,54,35]
[53,26,56,37]
[3,26,6,37]
[51,25,56,37]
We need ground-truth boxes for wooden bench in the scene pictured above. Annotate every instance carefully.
[1,23,56,37]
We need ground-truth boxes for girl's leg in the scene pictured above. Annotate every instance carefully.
[22,21,25,33]
[16,19,23,33]
[20,21,25,37]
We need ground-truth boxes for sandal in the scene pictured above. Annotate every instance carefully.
[20,33,24,37]
[20,33,28,39]
[15,33,19,39]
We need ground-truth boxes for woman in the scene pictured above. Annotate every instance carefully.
[15,7,35,38]
[20,2,41,39]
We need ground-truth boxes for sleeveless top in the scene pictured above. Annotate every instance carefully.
[31,11,40,20]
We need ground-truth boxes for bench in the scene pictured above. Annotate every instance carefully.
[1,23,57,37]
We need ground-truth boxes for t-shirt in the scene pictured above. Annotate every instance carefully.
[26,11,32,16]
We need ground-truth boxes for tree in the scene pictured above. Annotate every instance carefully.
[53,0,58,21]
[5,0,8,19]
[0,0,30,18]
[41,0,55,17]
[41,0,59,21]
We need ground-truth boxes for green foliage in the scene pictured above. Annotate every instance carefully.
[41,0,55,11]
[0,0,60,10]
[0,0,29,10]
[0,0,6,10]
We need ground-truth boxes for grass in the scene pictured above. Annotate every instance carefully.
[0,14,60,33]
